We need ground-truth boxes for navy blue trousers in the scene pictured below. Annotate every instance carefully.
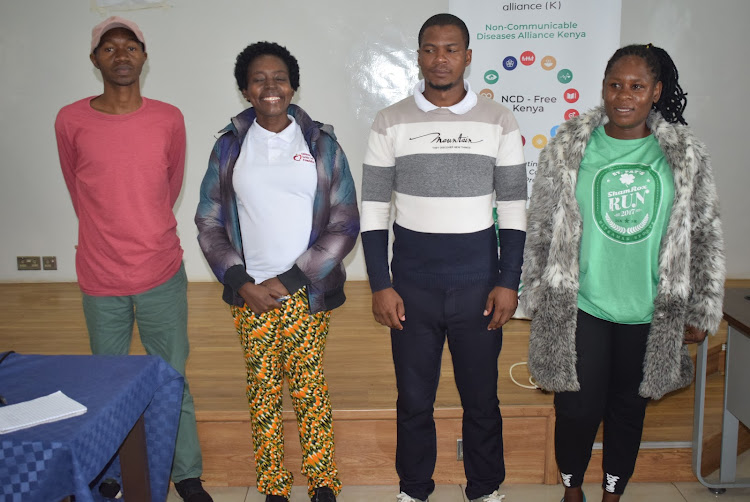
[391,280,505,501]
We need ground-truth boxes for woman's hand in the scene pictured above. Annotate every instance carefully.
[238,282,283,315]
[260,277,289,300]
[683,325,707,344]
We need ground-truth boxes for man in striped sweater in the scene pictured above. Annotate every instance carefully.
[360,13,527,502]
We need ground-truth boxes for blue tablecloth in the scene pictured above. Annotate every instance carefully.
[0,354,184,502]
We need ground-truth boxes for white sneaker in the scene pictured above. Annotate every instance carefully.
[396,492,427,502]
[470,490,506,502]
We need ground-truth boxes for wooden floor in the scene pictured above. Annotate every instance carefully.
[1,280,748,487]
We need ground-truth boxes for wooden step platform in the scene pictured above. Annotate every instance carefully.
[1,280,748,488]
[198,406,557,487]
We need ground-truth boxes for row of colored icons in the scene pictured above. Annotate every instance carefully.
[478,88,580,103]
[483,66,573,85]
[480,51,584,148]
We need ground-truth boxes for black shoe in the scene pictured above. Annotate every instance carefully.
[174,478,213,502]
[265,495,289,502]
[311,486,337,502]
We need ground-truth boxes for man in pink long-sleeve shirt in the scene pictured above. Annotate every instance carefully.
[54,16,212,502]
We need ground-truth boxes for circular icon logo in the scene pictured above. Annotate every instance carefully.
[520,51,536,66]
[293,154,302,161]
[532,135,548,149]
[593,164,661,243]
[563,88,580,103]
[550,125,559,137]
[564,109,579,120]
[479,88,495,99]
[541,56,557,71]
[484,70,500,84]
[557,69,573,84]
[503,56,518,71]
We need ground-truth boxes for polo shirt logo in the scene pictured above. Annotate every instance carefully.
[293,152,315,163]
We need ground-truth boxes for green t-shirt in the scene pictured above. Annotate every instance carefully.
[575,126,674,324]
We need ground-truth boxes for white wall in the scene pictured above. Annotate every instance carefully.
[620,0,750,279]
[1,0,747,283]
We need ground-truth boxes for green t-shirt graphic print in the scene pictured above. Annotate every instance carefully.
[575,127,674,324]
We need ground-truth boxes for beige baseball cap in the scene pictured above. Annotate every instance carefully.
[90,16,145,54]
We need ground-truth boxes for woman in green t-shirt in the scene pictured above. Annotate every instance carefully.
[522,44,725,502]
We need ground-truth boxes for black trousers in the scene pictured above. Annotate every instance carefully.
[554,310,650,495]
[391,280,504,501]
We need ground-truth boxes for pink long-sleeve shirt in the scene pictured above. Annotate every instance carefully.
[55,96,185,296]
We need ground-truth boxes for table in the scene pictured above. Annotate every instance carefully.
[0,354,184,502]
[692,287,750,491]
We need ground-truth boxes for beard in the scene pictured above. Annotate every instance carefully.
[425,78,459,92]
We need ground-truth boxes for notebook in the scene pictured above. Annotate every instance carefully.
[0,391,87,434]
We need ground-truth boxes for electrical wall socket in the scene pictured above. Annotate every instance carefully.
[43,256,57,270]
[17,256,41,270]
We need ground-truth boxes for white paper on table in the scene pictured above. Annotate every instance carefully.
[0,391,87,434]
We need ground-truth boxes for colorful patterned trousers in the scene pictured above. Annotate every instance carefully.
[231,288,341,498]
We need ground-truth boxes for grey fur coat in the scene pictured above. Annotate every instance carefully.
[521,106,725,400]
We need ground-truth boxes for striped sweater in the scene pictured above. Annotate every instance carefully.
[361,82,527,292]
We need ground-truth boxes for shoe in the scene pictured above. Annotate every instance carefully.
[396,492,428,502]
[174,478,213,502]
[470,490,505,502]
[311,486,336,501]
[265,495,289,502]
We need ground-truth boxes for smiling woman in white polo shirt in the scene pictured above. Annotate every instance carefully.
[195,41,359,502]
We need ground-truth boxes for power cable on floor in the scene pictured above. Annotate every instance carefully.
[509,361,540,390]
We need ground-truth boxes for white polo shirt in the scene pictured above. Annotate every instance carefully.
[233,116,317,284]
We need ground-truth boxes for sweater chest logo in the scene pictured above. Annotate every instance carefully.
[293,152,315,163]
[593,164,661,244]
[409,132,483,150]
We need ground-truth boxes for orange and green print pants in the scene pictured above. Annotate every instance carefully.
[231,289,341,498]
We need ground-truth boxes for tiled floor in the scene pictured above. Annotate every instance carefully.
[166,481,750,502]
[167,452,750,502]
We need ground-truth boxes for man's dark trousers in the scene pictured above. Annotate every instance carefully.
[391,279,505,501]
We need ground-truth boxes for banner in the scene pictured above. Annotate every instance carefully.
[449,0,622,194]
